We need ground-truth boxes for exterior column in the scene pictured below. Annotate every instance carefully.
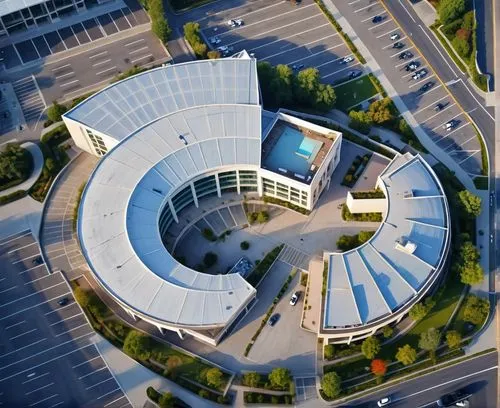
[157,325,166,335]
[396,313,405,324]
[371,328,377,336]
[236,171,241,195]
[215,174,222,198]
[257,176,263,198]
[347,335,353,345]
[168,199,178,223]
[176,329,185,340]
[190,182,198,208]
[125,309,137,321]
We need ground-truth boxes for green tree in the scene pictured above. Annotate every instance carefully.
[367,97,396,125]
[463,294,489,325]
[205,367,223,389]
[158,392,174,408]
[382,326,394,339]
[321,371,342,399]
[123,330,152,360]
[452,35,470,58]
[45,158,57,175]
[348,110,373,134]
[395,344,417,366]
[203,252,218,268]
[242,371,261,388]
[257,211,269,223]
[457,190,482,217]
[361,336,380,360]
[73,286,90,308]
[459,241,480,263]
[207,50,221,59]
[324,344,335,360]
[149,0,171,43]
[459,261,484,285]
[294,68,336,111]
[418,328,440,361]
[358,230,375,244]
[268,367,291,389]
[47,101,68,122]
[336,234,359,251]
[271,64,294,106]
[0,143,31,181]
[257,62,276,106]
[183,22,206,58]
[409,302,429,321]
[445,330,462,349]
[438,0,466,25]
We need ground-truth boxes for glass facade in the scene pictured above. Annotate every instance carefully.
[86,129,107,156]
[262,177,308,207]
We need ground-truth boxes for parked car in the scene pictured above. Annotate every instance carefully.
[392,41,404,49]
[399,51,413,60]
[57,297,69,306]
[372,15,383,23]
[340,55,354,64]
[390,33,400,40]
[418,81,434,93]
[404,61,419,71]
[32,255,43,265]
[290,292,300,306]
[268,313,280,326]
[434,103,444,111]
[209,36,221,45]
[377,397,391,407]
[412,69,427,80]
[443,119,458,131]
[348,70,362,79]
[292,64,304,71]
[437,389,471,407]
[227,19,243,27]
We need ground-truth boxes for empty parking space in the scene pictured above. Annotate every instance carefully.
[71,23,91,45]
[335,0,483,175]
[0,232,131,408]
[110,9,131,31]
[97,14,119,36]
[82,18,105,41]
[196,0,362,85]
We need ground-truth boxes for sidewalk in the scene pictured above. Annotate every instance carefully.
[93,333,218,408]
[322,0,476,192]
[0,142,43,198]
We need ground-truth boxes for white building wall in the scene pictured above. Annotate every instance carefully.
[62,118,117,156]
[346,192,387,214]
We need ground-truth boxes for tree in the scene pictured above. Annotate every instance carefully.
[395,344,417,366]
[418,328,440,361]
[242,371,261,388]
[257,211,269,223]
[149,0,171,43]
[348,110,373,134]
[268,367,291,389]
[158,392,174,408]
[240,241,250,250]
[409,302,429,321]
[457,190,482,217]
[0,143,31,181]
[459,241,480,263]
[452,36,470,58]
[203,252,218,268]
[336,234,359,251]
[257,62,276,106]
[445,330,462,349]
[367,97,396,125]
[438,0,466,25]
[459,261,484,285]
[205,367,223,389]
[361,336,380,360]
[123,330,152,360]
[294,68,336,111]
[47,101,68,122]
[324,344,335,360]
[207,50,220,59]
[382,326,394,339]
[370,359,387,376]
[321,371,342,399]
[358,230,375,244]
[45,158,57,175]
[183,22,206,58]
[463,295,489,325]
[73,286,90,308]
[271,64,294,106]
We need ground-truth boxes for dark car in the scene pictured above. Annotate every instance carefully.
[437,389,471,407]
[57,297,69,306]
[32,255,43,265]
[372,15,383,23]
[404,61,419,71]
[434,103,444,111]
[392,42,404,49]
[348,70,362,79]
[418,81,434,93]
[399,51,413,60]
[268,313,280,326]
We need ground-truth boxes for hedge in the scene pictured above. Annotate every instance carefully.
[40,124,70,145]
[351,190,385,199]
[262,196,310,215]
[0,189,27,206]
[341,204,383,222]
[246,245,284,287]
[244,392,293,405]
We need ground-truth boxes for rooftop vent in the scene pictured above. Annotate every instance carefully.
[395,238,417,254]
[178,135,188,145]
[403,190,414,198]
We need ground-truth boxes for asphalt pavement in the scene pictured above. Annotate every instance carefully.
[474,0,495,90]
[0,231,131,408]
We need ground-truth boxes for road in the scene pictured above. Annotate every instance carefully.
[341,350,498,408]
[474,0,495,91]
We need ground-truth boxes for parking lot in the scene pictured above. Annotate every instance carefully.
[333,0,483,175]
[0,231,131,408]
[195,0,363,84]
[0,5,148,70]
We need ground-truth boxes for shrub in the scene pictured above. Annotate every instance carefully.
[370,359,387,377]
[256,211,269,223]
[395,344,417,366]
[203,252,218,268]
[148,0,171,43]
[242,371,261,388]
[445,330,462,349]
[269,367,291,390]
[73,286,90,308]
[321,371,342,399]
[47,101,67,122]
[324,344,335,360]
[382,326,393,339]
[438,0,466,25]
[463,295,489,325]
[207,50,221,59]
[202,228,216,241]
[123,330,152,360]
[0,189,27,205]
[451,35,470,58]
[184,22,207,58]
[240,241,250,250]
[205,367,223,389]
[361,336,380,359]
[147,386,161,402]
[349,110,373,134]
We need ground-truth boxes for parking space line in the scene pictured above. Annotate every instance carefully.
[408,74,435,88]
[413,95,450,116]
[92,59,111,67]
[261,34,337,61]
[368,19,392,30]
[104,395,126,407]
[29,393,58,406]
[390,45,414,58]
[86,376,113,390]
[322,62,361,79]
[55,31,67,50]
[97,388,121,400]
[401,67,427,78]
[0,231,31,246]
[50,312,83,326]
[197,0,284,24]
[25,382,55,395]
[287,43,344,67]
[382,36,407,49]
[437,122,471,139]
[89,51,108,59]
[447,135,476,151]
[7,242,37,254]
[131,54,152,64]
[0,339,46,359]
[354,3,379,13]
[419,103,456,123]
[9,328,37,341]
[376,28,398,38]
[55,72,74,80]
[432,112,463,131]
[12,253,40,264]
[128,46,150,55]
[0,285,17,295]
[60,80,79,88]
[55,323,89,337]
[5,320,25,330]
[22,372,49,384]
[69,26,81,46]
[73,355,100,369]
[361,12,386,23]
[458,151,479,164]
[108,13,120,32]
[0,281,65,308]
[1,291,70,321]
[48,402,65,408]
[124,38,144,47]
[96,66,117,76]
[79,366,107,380]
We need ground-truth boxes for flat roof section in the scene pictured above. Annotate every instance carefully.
[261,119,333,184]
[0,0,45,17]
[323,153,450,330]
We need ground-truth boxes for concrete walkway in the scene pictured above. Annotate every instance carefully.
[0,142,44,197]
[93,333,218,408]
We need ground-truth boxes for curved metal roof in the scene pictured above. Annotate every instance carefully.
[324,153,450,329]
[75,56,259,328]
